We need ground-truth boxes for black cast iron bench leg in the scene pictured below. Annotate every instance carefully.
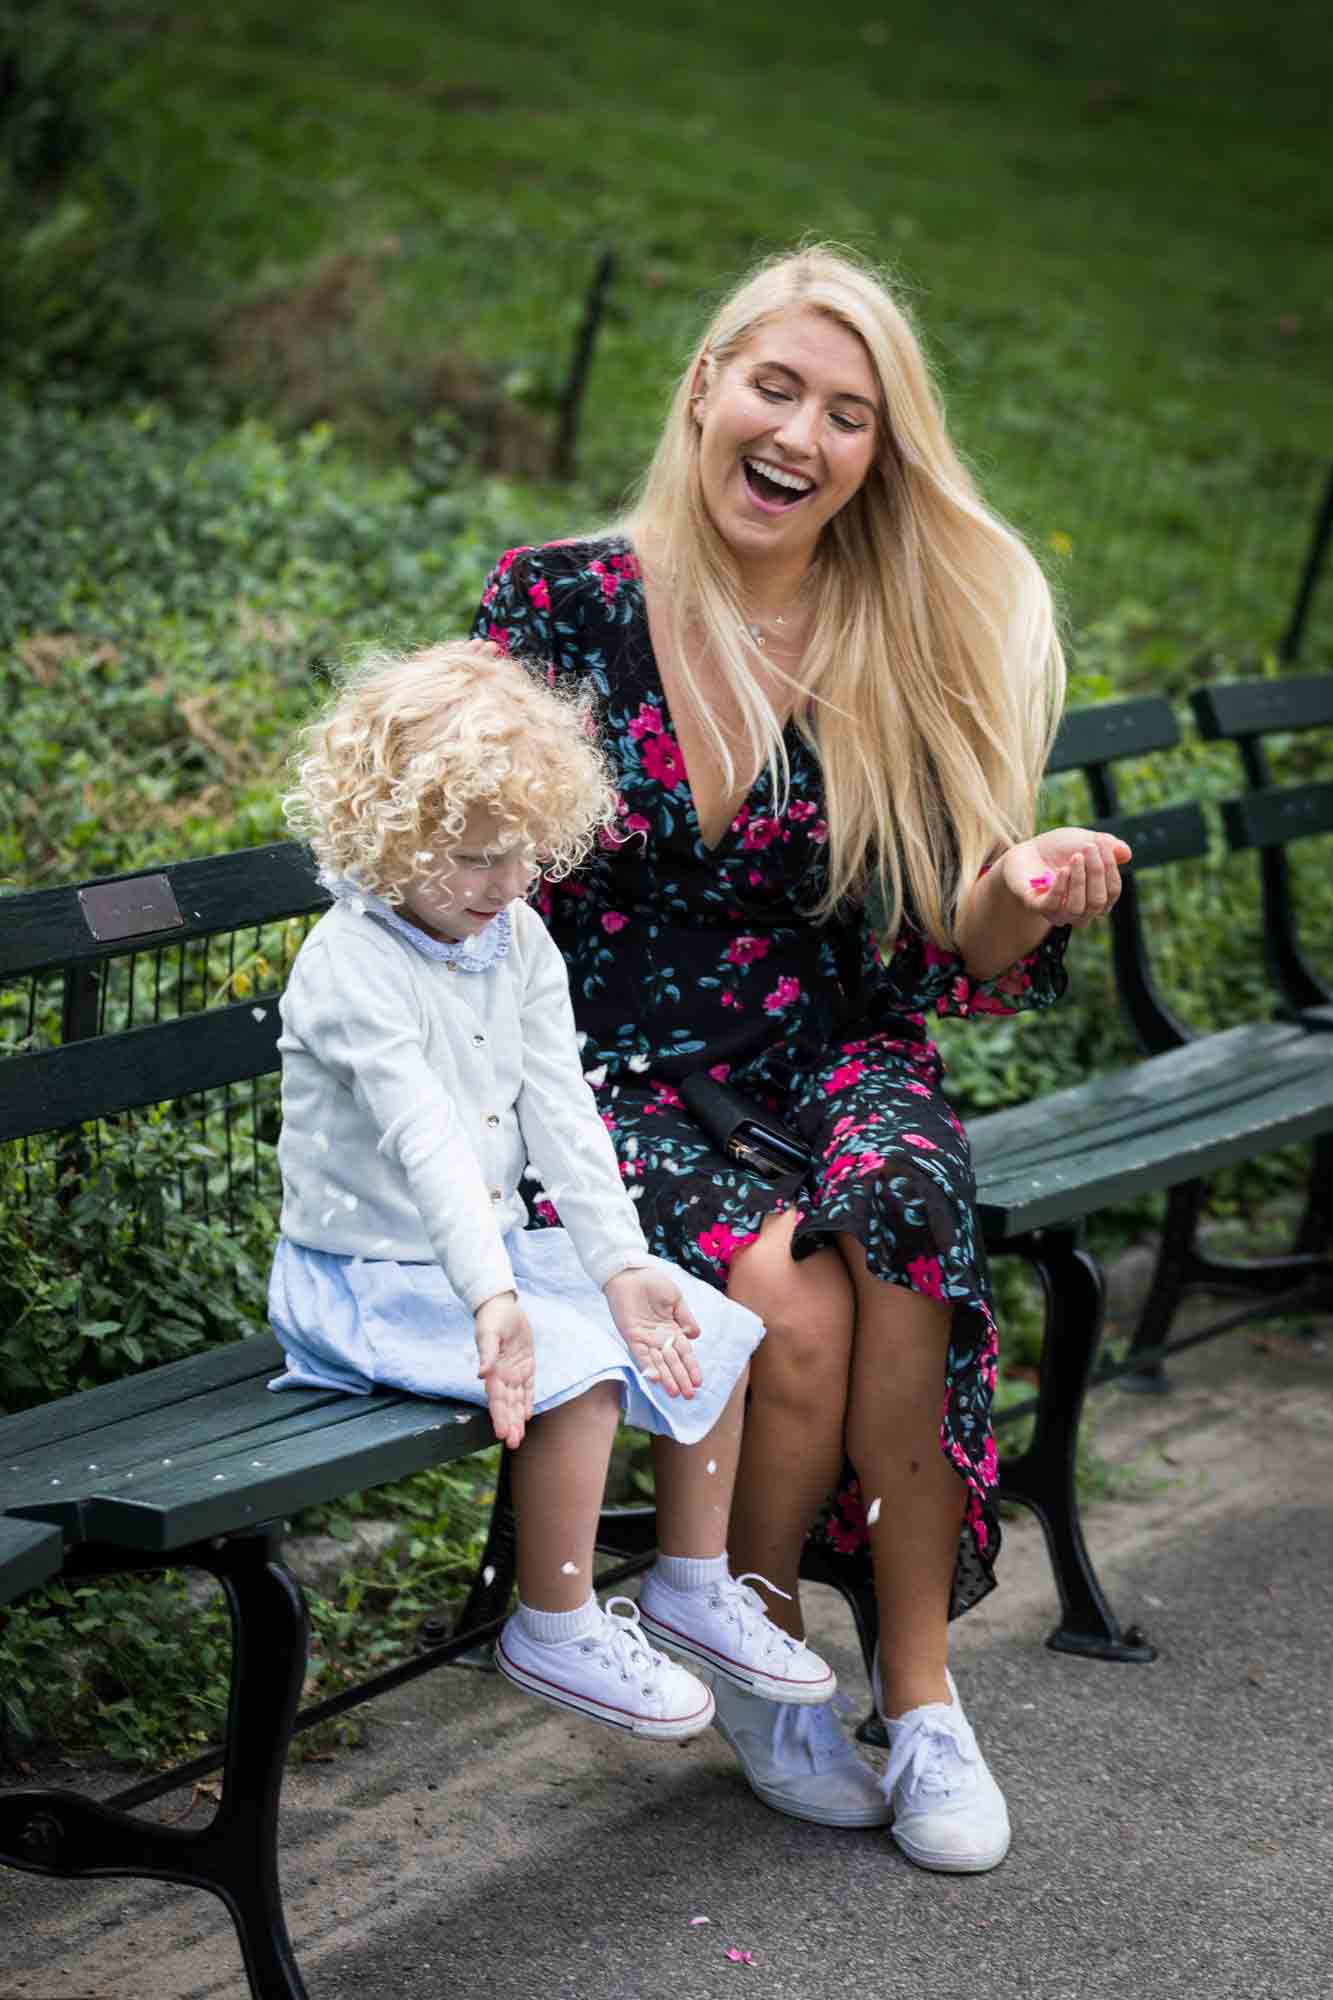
[0,1529,310,2000]
[999,1226,1156,1662]
[1123,1168,1333,1393]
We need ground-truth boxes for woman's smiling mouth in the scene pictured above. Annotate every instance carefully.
[743,456,816,509]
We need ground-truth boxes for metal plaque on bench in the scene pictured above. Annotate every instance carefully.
[78,873,185,943]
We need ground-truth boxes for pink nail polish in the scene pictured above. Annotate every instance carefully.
[1029,874,1052,890]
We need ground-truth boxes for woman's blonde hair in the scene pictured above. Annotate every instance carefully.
[284,642,618,903]
[619,242,1065,939]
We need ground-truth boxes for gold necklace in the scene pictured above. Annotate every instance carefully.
[745,597,809,650]
[746,614,787,650]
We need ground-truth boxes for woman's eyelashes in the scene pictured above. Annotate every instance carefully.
[753,381,867,433]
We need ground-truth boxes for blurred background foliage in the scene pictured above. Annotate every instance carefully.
[1,0,1329,1761]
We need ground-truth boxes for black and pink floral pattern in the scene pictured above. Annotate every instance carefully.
[474,538,1069,1615]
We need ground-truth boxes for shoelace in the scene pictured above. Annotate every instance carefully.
[583,1596,670,1690]
[776,1698,860,1772]
[882,1706,980,1802]
[711,1572,808,1663]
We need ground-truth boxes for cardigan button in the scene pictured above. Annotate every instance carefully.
[485,1113,500,1128]
[471,1033,486,1047]
[489,1189,503,1202]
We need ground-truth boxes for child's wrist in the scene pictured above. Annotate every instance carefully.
[601,1257,652,1293]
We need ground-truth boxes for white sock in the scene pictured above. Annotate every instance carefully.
[515,1594,601,1645]
[654,1551,729,1593]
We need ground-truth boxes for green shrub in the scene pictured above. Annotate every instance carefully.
[0,393,560,885]
[0,1108,274,1413]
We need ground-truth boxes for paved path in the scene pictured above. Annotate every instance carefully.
[3,1322,1329,2000]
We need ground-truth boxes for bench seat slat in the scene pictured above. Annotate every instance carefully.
[0,1517,65,1607]
[967,1022,1300,1157]
[1192,675,1333,741]
[974,1028,1333,1234]
[0,843,327,980]
[969,1022,1307,1164]
[0,1335,286,1458]
[72,1398,494,1552]
[0,1378,359,1510]
[0,1001,283,1143]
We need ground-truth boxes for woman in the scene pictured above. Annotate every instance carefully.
[472,243,1128,1872]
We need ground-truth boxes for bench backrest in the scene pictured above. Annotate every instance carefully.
[1,844,330,1412]
[1190,674,1333,1015]
[1,843,329,1145]
[1047,695,1209,1056]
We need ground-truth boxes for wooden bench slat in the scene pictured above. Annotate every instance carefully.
[0,1335,285,1458]
[76,1399,495,1552]
[984,1053,1332,1198]
[1220,782,1333,851]
[1092,802,1208,871]
[974,1029,1333,1233]
[0,1001,283,1143]
[0,1517,65,1607]
[0,1378,355,1509]
[0,842,328,981]
[1192,675,1333,741]
[967,1022,1302,1161]
[1047,697,1179,774]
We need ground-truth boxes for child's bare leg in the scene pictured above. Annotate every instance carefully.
[499,1378,714,1739]
[509,1380,620,1611]
[650,1374,747,1557]
[639,1370,835,1703]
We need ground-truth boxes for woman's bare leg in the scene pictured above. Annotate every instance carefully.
[509,1379,622,1611]
[724,1209,856,1636]
[836,1234,965,1717]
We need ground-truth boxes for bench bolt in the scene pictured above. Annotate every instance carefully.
[21,1811,64,1858]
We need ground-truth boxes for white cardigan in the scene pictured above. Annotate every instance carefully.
[276,898,652,1313]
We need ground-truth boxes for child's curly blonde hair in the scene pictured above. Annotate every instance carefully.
[284,641,619,903]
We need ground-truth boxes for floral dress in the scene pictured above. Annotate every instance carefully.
[473,537,1069,1616]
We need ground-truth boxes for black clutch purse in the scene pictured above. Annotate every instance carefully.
[679,1073,814,1182]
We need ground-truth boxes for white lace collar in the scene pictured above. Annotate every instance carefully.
[324,877,514,972]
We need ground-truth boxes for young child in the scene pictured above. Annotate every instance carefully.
[269,639,837,1739]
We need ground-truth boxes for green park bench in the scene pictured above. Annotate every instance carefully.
[1,679,1329,1999]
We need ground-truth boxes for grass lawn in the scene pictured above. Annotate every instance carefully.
[17,0,1332,652]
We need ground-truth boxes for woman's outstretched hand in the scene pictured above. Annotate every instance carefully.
[1000,828,1132,929]
[474,1291,536,1449]
[604,1267,703,1399]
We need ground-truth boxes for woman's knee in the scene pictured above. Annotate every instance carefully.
[728,1216,854,1400]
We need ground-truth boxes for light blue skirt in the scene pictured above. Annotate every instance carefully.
[267,1227,764,1446]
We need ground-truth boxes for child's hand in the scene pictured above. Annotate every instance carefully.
[474,1291,536,1449]
[603,1268,702,1400]
[1000,828,1131,930]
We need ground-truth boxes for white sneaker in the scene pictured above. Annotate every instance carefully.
[638,1568,836,1703]
[878,1667,1011,1872]
[711,1679,891,1826]
[496,1597,715,1740]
